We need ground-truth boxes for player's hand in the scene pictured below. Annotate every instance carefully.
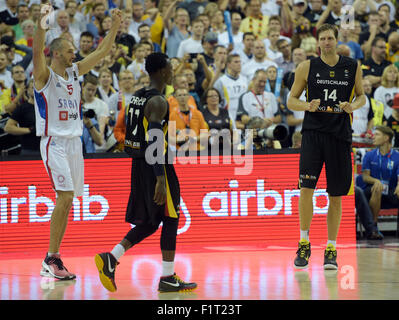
[340,101,353,113]
[394,186,399,198]
[307,99,320,112]
[154,176,167,205]
[111,9,122,26]
[39,3,54,30]
[371,180,384,194]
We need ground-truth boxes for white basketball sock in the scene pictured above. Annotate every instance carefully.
[300,230,309,242]
[110,244,125,261]
[47,252,59,257]
[162,261,175,277]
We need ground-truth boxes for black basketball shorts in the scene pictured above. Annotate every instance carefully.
[299,130,353,197]
[125,158,181,226]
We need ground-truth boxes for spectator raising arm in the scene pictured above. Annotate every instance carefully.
[280,0,294,34]
[162,0,178,32]
[315,1,332,30]
[77,9,122,76]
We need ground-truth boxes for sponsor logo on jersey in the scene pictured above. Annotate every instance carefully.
[317,105,344,113]
[59,111,68,121]
[58,98,79,109]
[59,111,79,120]
[125,139,140,149]
[69,112,79,120]
[316,79,349,86]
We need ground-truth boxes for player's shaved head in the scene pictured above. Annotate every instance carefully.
[49,37,70,58]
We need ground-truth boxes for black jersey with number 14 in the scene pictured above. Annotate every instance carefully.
[124,87,169,159]
[303,55,358,142]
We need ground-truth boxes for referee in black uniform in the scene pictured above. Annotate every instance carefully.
[288,24,366,270]
[95,53,197,293]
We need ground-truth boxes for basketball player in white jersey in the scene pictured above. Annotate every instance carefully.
[213,54,248,127]
[33,5,122,280]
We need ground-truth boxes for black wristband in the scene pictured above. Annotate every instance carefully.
[88,125,94,130]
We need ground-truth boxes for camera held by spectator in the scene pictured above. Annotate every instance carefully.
[255,123,288,141]
[242,117,287,150]
[82,107,96,119]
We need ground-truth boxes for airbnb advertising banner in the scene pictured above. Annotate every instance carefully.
[0,153,356,256]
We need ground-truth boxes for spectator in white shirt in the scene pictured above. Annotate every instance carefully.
[234,32,255,66]
[374,64,399,119]
[82,74,110,152]
[214,53,248,125]
[264,27,283,60]
[241,39,278,82]
[65,0,87,33]
[236,69,281,129]
[176,18,205,58]
[127,43,147,80]
[45,10,80,48]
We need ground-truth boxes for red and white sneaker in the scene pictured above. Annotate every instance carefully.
[40,254,76,280]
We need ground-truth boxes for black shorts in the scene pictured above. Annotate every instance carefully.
[299,130,352,196]
[125,158,180,226]
[363,185,399,209]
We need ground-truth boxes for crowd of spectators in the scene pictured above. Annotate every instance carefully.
[2,0,399,154]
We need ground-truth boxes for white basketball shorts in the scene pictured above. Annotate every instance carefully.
[40,136,84,197]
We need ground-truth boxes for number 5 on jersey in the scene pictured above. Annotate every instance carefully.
[67,84,73,95]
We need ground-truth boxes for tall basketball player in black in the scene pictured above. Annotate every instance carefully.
[95,53,197,293]
[288,24,365,270]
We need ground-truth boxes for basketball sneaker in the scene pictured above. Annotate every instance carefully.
[95,252,119,292]
[323,244,338,270]
[294,239,311,269]
[40,254,76,280]
[158,273,197,292]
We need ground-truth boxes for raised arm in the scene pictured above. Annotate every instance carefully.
[162,0,178,32]
[76,9,122,76]
[32,5,51,91]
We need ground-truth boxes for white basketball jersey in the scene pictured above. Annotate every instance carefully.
[217,74,248,121]
[34,63,82,138]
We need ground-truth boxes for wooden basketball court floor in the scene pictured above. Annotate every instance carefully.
[0,239,399,301]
